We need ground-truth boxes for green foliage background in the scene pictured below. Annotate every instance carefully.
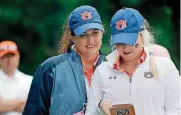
[0,0,179,75]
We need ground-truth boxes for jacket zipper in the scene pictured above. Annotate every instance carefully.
[129,78,132,96]
[121,72,133,97]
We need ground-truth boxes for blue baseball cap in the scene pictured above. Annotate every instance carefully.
[110,7,145,46]
[68,5,104,36]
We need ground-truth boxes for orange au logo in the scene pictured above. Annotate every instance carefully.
[81,11,92,20]
[116,19,127,30]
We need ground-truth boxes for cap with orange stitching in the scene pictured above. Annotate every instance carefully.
[0,41,19,58]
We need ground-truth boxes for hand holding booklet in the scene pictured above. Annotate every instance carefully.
[109,104,135,115]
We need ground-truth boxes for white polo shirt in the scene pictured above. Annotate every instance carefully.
[0,69,32,115]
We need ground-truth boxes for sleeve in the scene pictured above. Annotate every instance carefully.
[85,68,105,115]
[22,65,53,115]
[164,60,180,115]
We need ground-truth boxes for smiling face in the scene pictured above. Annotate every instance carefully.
[73,29,103,56]
[115,33,144,61]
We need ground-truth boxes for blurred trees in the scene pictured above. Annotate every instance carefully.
[0,0,179,75]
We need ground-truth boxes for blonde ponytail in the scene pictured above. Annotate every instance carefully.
[150,55,160,78]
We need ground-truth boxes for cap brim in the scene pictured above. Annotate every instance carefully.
[0,51,19,58]
[111,32,138,46]
[73,23,104,36]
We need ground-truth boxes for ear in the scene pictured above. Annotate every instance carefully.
[71,37,76,43]
[138,33,144,45]
[17,54,20,59]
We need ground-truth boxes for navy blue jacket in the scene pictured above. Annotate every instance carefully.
[23,50,104,115]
